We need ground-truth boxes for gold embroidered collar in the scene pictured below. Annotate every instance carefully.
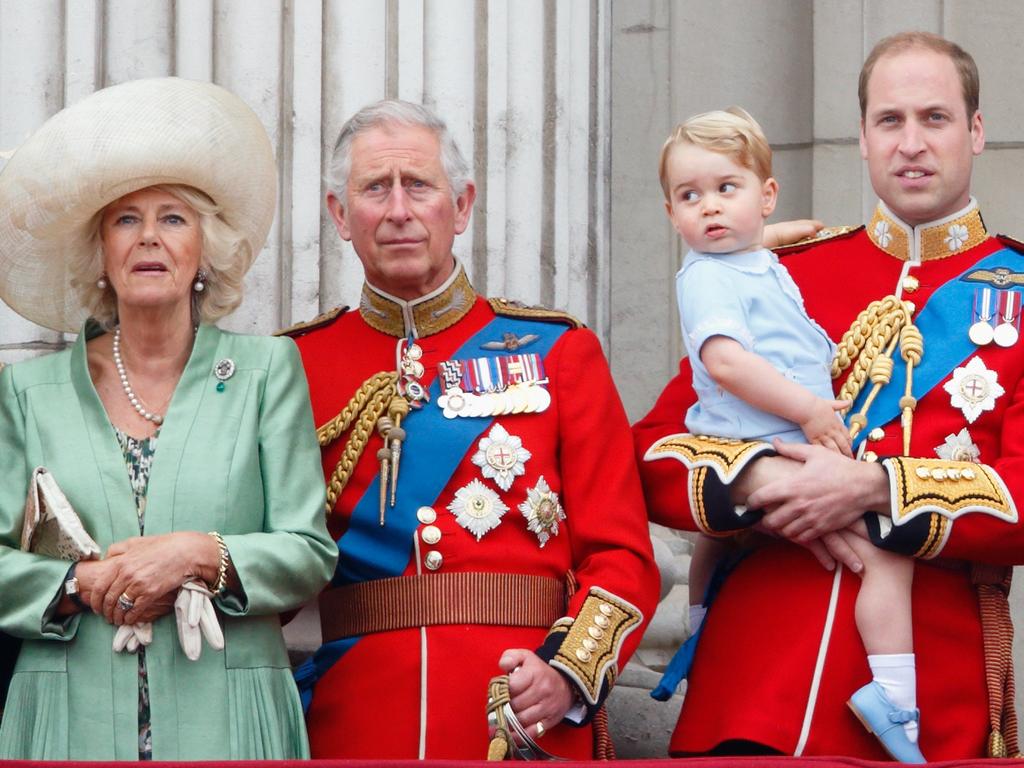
[867,198,987,263]
[359,259,477,338]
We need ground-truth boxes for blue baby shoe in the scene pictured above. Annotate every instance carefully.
[847,682,926,764]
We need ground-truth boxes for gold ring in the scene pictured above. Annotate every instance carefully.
[535,720,545,739]
[117,592,135,612]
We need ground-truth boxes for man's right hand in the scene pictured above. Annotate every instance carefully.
[746,440,890,543]
[762,219,824,249]
[732,446,877,573]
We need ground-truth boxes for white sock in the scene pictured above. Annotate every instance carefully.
[688,604,707,635]
[868,653,919,743]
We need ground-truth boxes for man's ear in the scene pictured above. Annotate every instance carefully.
[453,181,477,235]
[761,177,779,218]
[326,192,351,241]
[971,110,985,156]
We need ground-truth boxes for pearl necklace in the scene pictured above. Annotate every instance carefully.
[112,326,164,425]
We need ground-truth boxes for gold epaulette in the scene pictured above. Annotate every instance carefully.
[881,457,1017,559]
[274,305,348,338]
[549,587,643,706]
[773,224,863,256]
[488,298,584,329]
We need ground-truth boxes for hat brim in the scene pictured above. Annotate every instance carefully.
[0,77,277,333]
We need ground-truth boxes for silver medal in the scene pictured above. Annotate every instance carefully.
[994,323,1019,348]
[969,321,994,346]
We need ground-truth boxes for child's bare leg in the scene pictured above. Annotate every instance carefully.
[839,521,914,654]
[688,534,730,634]
[837,517,919,744]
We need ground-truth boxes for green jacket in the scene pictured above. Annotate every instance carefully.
[0,324,336,760]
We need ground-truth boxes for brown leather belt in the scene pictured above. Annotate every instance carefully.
[319,572,567,642]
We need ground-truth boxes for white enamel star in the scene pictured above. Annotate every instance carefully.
[943,356,1004,423]
[472,422,531,491]
[447,478,509,540]
[519,475,565,548]
[934,427,981,462]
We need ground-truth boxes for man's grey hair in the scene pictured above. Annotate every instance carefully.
[326,99,471,207]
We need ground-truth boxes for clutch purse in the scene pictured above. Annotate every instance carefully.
[20,467,100,561]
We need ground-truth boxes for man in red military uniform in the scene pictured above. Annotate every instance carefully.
[285,100,658,759]
[635,32,1023,760]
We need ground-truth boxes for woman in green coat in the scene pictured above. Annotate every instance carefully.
[0,78,337,760]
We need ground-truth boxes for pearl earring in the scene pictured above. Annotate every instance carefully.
[193,269,208,293]
[96,275,108,290]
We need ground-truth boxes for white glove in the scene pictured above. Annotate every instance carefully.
[174,580,224,661]
[112,622,153,653]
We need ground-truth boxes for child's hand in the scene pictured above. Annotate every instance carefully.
[799,398,852,457]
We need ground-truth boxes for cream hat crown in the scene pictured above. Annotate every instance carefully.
[0,77,277,333]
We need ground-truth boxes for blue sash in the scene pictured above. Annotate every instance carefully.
[296,315,569,708]
[848,248,1024,450]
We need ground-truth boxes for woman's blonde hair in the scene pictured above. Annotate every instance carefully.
[68,184,253,329]
[659,106,772,199]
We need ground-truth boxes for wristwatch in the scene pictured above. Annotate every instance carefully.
[64,563,89,612]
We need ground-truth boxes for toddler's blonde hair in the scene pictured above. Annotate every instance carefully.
[659,106,772,199]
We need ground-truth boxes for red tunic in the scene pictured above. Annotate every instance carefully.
[293,277,659,759]
[633,204,1024,759]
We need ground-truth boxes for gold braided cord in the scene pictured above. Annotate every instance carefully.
[320,372,399,516]
[317,372,397,447]
[831,295,921,446]
[486,675,513,760]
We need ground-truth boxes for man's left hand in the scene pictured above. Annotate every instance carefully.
[748,439,891,542]
[498,649,575,739]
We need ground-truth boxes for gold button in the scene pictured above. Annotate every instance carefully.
[962,467,977,480]
[915,466,930,479]
[424,551,443,571]
[594,614,610,629]
[575,648,592,663]
[902,275,920,293]
[583,638,599,652]
[868,428,885,442]
[862,451,879,463]
[599,604,614,617]
[588,626,604,640]
[931,468,947,481]
[421,525,441,545]
[417,506,437,524]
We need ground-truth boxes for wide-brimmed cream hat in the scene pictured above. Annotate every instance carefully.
[0,77,277,332]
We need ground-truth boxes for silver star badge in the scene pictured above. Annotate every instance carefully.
[472,423,531,491]
[519,476,565,548]
[934,428,981,462]
[447,479,508,541]
[943,356,1004,423]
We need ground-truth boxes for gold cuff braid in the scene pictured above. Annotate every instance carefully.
[882,457,1017,558]
[549,587,642,706]
[643,433,774,485]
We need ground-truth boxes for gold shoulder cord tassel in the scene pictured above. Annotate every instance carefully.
[317,372,398,518]
[832,296,922,454]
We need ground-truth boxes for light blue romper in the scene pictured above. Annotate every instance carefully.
[676,248,836,443]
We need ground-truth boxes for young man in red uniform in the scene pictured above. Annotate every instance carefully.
[284,100,659,759]
[635,32,1023,760]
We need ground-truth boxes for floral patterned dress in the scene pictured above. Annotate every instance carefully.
[114,429,158,761]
